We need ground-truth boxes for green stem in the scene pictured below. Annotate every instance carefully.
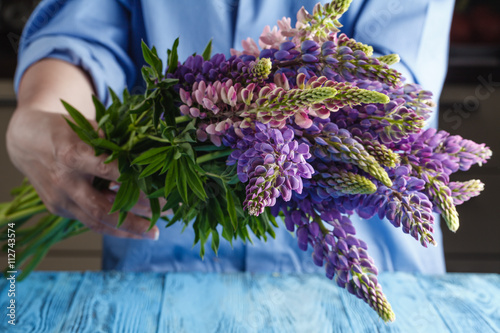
[175,115,191,123]
[196,149,233,164]
[0,204,47,226]
[314,215,330,235]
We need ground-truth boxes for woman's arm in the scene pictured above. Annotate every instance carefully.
[7,59,159,240]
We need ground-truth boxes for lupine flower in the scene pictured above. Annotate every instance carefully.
[449,179,485,206]
[227,123,313,216]
[163,0,491,322]
[426,177,460,232]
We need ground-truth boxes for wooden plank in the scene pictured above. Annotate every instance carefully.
[377,272,451,333]
[0,272,83,332]
[59,271,164,333]
[158,273,353,332]
[158,273,251,332]
[336,273,395,333]
[0,272,498,332]
[417,273,500,333]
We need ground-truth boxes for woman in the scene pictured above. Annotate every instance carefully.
[7,0,454,273]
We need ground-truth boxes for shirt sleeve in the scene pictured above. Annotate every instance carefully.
[15,0,136,105]
[350,0,455,128]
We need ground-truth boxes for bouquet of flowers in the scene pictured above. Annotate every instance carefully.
[0,0,491,322]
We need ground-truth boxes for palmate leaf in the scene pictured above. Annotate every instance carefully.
[202,39,213,61]
[110,178,140,214]
[176,158,189,203]
[149,197,161,230]
[132,146,171,165]
[92,95,106,122]
[141,40,163,79]
[211,229,220,255]
[184,158,207,200]
[166,37,179,74]
[61,100,96,133]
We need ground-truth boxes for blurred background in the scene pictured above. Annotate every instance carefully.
[0,0,499,273]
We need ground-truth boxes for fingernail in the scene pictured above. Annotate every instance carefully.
[109,184,120,191]
[144,229,159,241]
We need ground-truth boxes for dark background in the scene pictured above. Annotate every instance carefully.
[0,0,499,272]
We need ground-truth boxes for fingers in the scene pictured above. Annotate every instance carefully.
[65,201,149,239]
[69,178,159,239]
[107,184,171,217]
[52,134,120,182]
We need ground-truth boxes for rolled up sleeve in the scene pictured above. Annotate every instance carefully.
[15,0,136,104]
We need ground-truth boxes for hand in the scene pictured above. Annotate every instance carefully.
[7,59,160,240]
[7,109,160,239]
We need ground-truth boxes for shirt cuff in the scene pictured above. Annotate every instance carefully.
[14,35,128,105]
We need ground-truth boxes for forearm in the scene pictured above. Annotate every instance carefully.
[16,59,95,118]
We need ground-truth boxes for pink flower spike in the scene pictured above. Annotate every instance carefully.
[196,129,208,142]
[297,7,311,23]
[179,88,192,106]
[295,111,313,128]
[206,123,217,135]
[227,86,237,107]
[193,90,204,105]
[277,17,291,30]
[189,107,200,118]
[210,134,222,147]
[241,38,260,57]
[179,105,190,116]
[230,48,242,56]
[215,121,226,133]
[296,73,306,89]
[240,119,252,129]
[198,81,207,94]
[274,73,290,90]
[312,107,331,119]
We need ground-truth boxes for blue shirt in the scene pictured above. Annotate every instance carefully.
[16,0,454,274]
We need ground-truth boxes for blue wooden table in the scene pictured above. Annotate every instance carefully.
[0,272,499,332]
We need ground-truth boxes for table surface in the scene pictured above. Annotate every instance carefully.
[1,271,499,333]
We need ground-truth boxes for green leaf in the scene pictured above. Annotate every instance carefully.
[166,37,180,74]
[146,187,165,199]
[63,119,95,146]
[185,159,207,200]
[141,66,154,87]
[108,88,122,107]
[61,100,96,133]
[160,149,174,174]
[224,185,238,230]
[97,114,110,130]
[176,158,188,203]
[162,189,181,212]
[173,149,182,160]
[166,204,184,227]
[92,95,106,122]
[164,160,177,197]
[179,143,195,161]
[161,91,177,127]
[110,179,140,213]
[132,146,171,165]
[138,159,164,178]
[117,211,128,228]
[202,39,213,61]
[141,40,162,78]
[211,229,219,255]
[158,78,179,90]
[90,138,122,152]
[129,99,152,114]
[148,197,160,230]
[194,145,228,152]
